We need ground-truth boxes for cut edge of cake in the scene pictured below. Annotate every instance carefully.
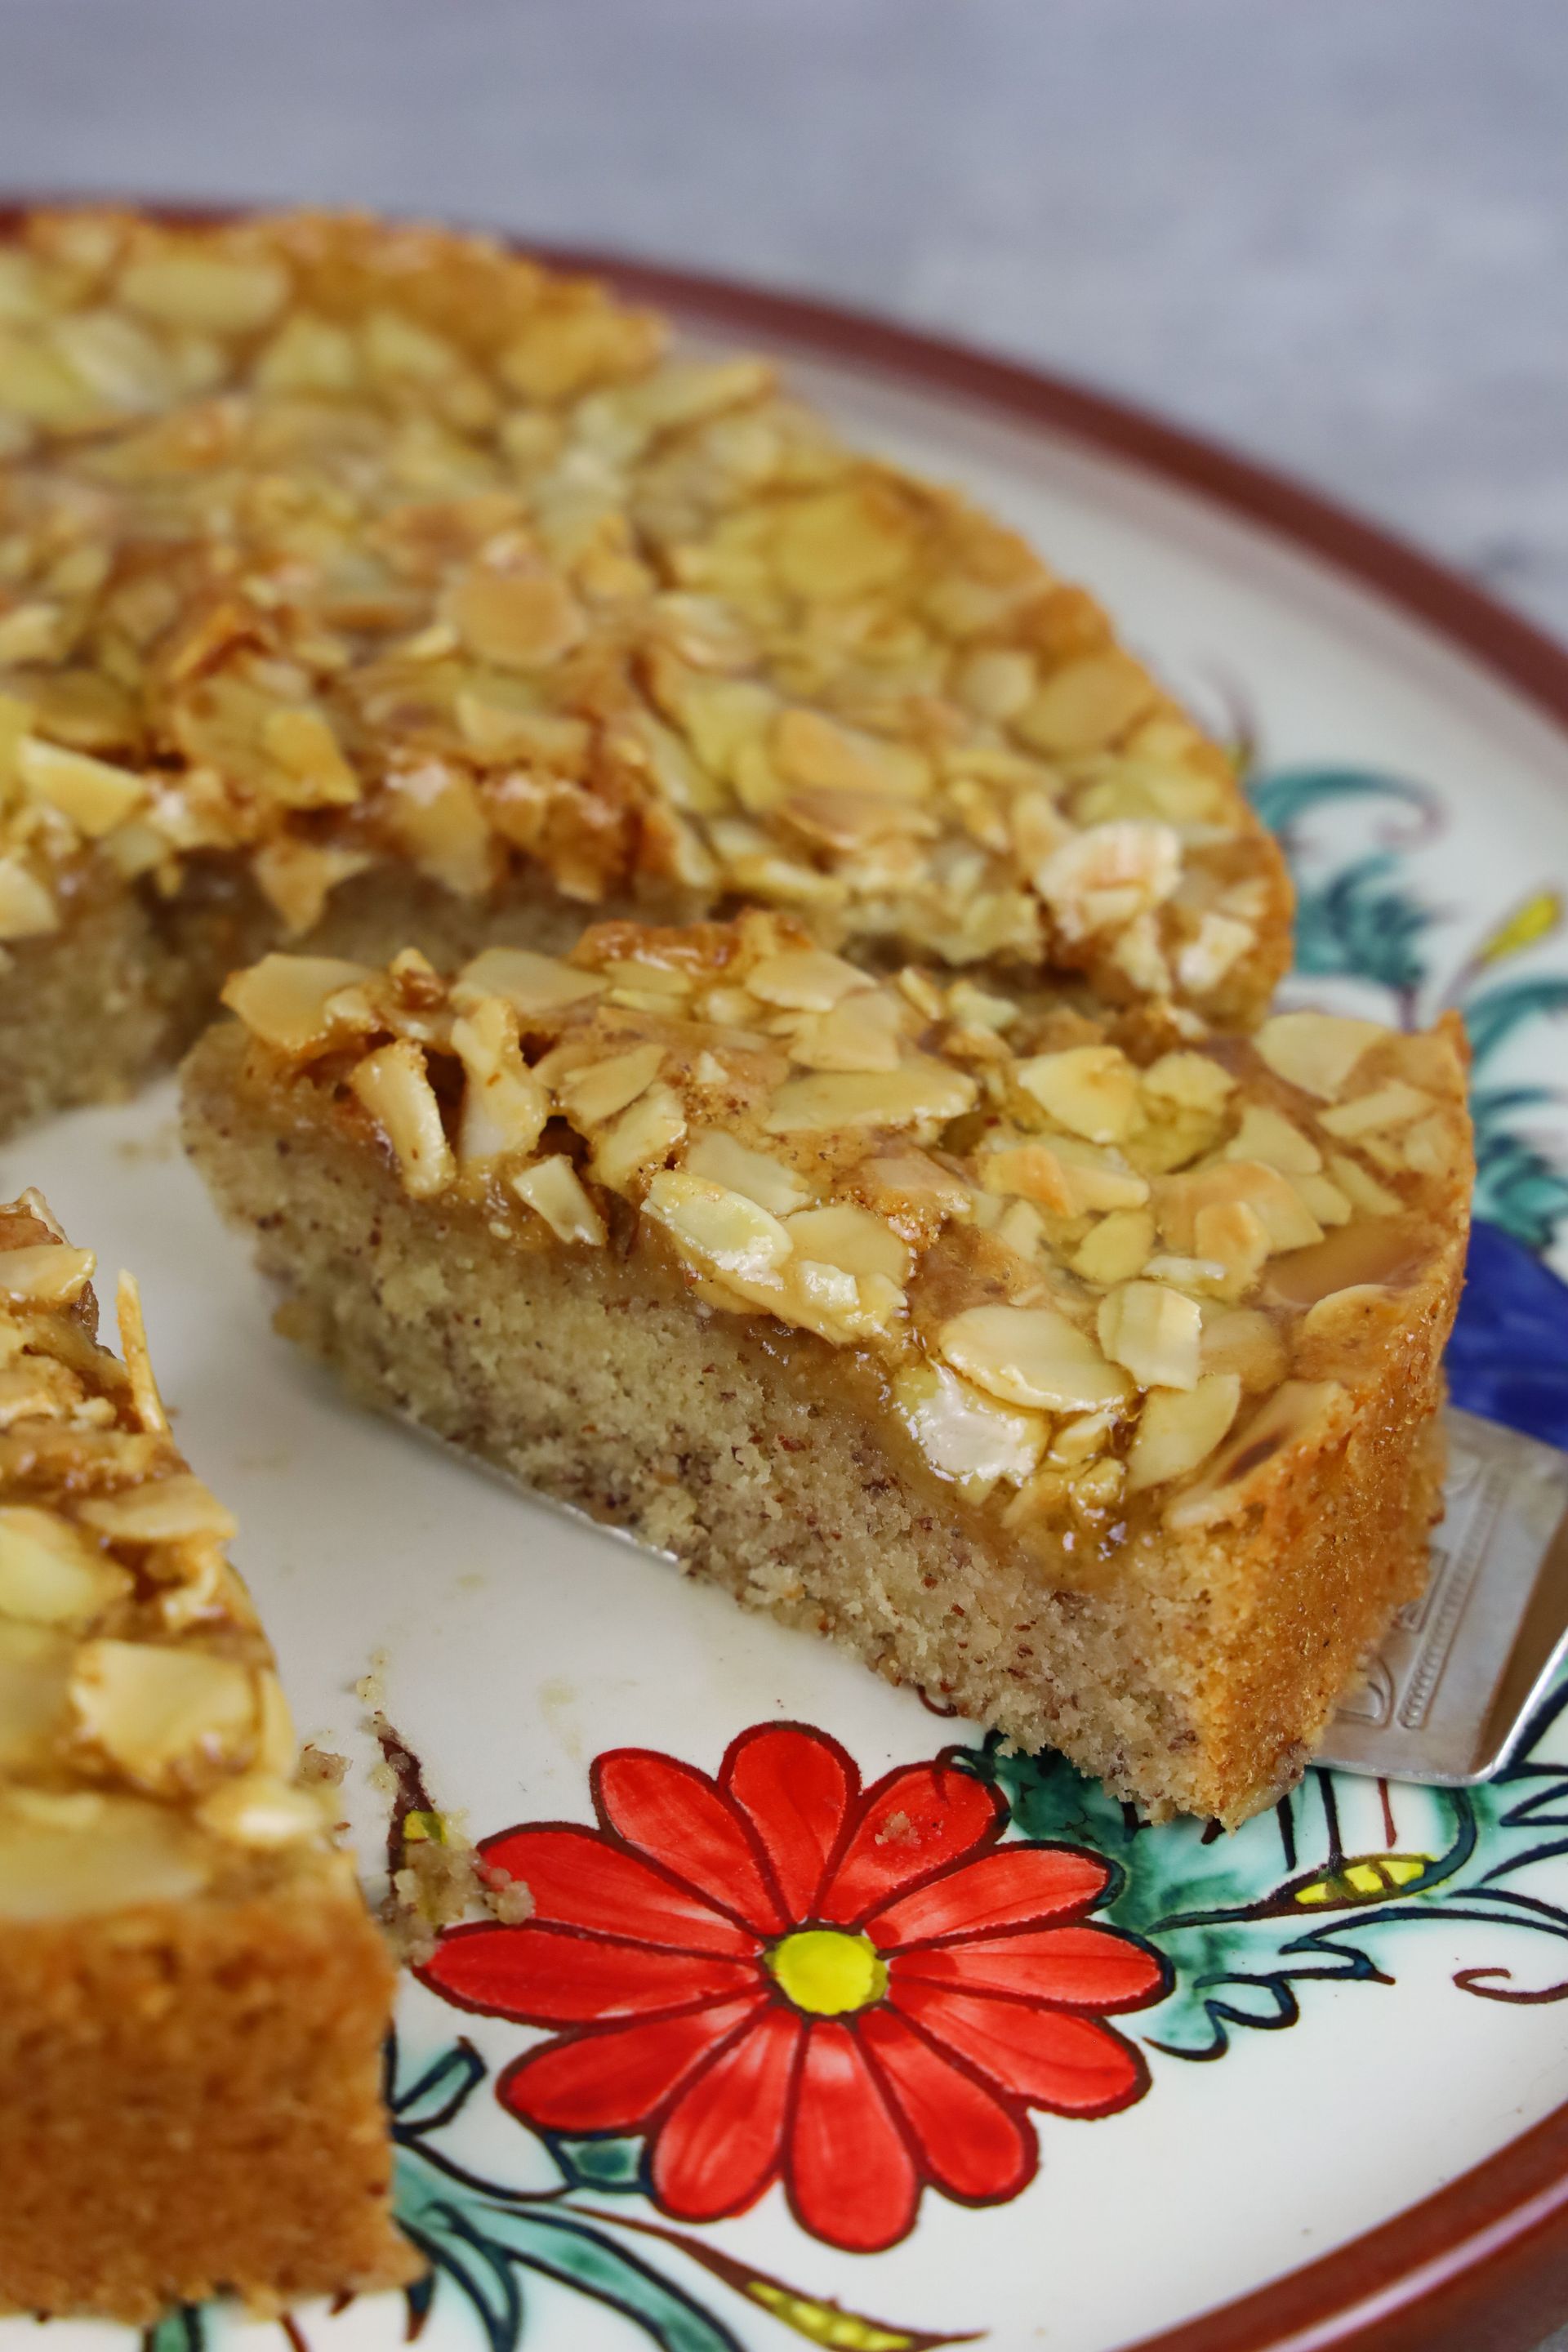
[180,918,1472,1828]
[0,1192,416,2320]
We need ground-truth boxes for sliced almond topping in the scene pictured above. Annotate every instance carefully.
[79,1473,238,1545]
[938,1303,1132,1413]
[1097,1281,1202,1390]
[1049,1136,1150,1213]
[1254,1012,1385,1101]
[644,1169,792,1276]
[591,1082,687,1191]
[788,991,905,1074]
[260,706,362,807]
[1301,1283,1394,1346]
[1193,1199,1271,1295]
[350,1039,456,1198]
[222,954,379,1056]
[1291,1172,1352,1228]
[1049,1408,1116,1466]
[1157,1160,1321,1257]
[558,1041,665,1126]
[512,1155,607,1247]
[17,737,145,836]
[1014,650,1154,756]
[893,1361,1046,1488]
[0,1619,72,1772]
[69,1640,259,1790]
[1126,1372,1241,1492]
[1016,1045,1139,1143]
[0,1243,96,1305]
[764,1060,977,1138]
[197,1772,327,1850]
[1141,1052,1236,1112]
[1035,821,1180,942]
[684,1131,810,1216]
[0,855,60,940]
[782,1203,909,1283]
[996,1199,1047,1259]
[0,1790,211,1922]
[118,251,288,332]
[1328,1152,1403,1216]
[1071,1207,1157,1285]
[1399,1112,1464,1179]
[452,998,550,1165]
[384,762,494,896]
[0,1507,129,1626]
[1317,1080,1433,1138]
[1225,1102,1322,1175]
[1165,1380,1346,1530]
[1143,1254,1227,1294]
[978,1142,1075,1217]
[454,947,607,1018]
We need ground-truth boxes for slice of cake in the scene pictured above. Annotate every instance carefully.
[183,919,1472,1827]
[0,1193,414,2319]
[0,206,1289,1134]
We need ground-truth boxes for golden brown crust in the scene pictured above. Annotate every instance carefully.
[0,207,1290,1143]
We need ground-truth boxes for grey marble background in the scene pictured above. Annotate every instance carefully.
[2,3,1566,2344]
[2,0,1566,639]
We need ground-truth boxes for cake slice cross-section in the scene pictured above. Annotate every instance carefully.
[0,205,1289,1137]
[184,919,1472,1828]
[0,1194,415,2319]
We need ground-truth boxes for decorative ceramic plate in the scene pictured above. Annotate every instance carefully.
[9,251,1568,2352]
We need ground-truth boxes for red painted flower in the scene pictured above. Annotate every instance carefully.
[419,1723,1167,2253]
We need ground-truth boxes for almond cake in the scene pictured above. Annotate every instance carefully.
[0,206,1290,1137]
[182,920,1472,1827]
[0,1192,413,2318]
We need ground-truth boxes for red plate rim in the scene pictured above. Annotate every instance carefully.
[6,200,1568,2352]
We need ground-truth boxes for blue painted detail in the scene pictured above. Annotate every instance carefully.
[1446,1219,1568,1447]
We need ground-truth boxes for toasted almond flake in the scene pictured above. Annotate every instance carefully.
[1097,1281,1202,1390]
[939,1303,1131,1413]
[783,1203,909,1283]
[1049,1409,1116,1466]
[1157,1160,1321,1257]
[114,1272,168,1437]
[558,1041,665,1125]
[1193,1199,1271,1294]
[16,736,144,835]
[788,991,906,1074]
[1318,1081,1434,1138]
[69,1639,258,1788]
[445,566,586,670]
[1035,820,1180,942]
[0,854,59,940]
[1328,1152,1403,1215]
[1301,1283,1394,1346]
[350,1039,456,1198]
[1071,1207,1157,1285]
[512,1155,607,1246]
[0,1791,211,1921]
[118,251,288,332]
[260,706,362,807]
[979,1143,1075,1216]
[1141,1052,1236,1111]
[384,762,494,896]
[893,1361,1046,1488]
[1166,1381,1345,1530]
[1225,1103,1322,1175]
[0,1244,96,1305]
[764,1059,977,1137]
[0,1507,129,1626]
[1255,1012,1385,1100]
[1143,1254,1227,1293]
[0,603,67,663]
[1126,1373,1241,1492]
[78,1473,238,1544]
[946,978,1018,1032]
[1016,1044,1140,1143]
[1015,651,1153,756]
[451,999,550,1165]
[996,1198,1047,1258]
[644,1169,792,1276]
[1291,1172,1352,1227]
[1048,1135,1150,1213]
[456,947,607,1018]
[684,1131,810,1215]
[196,1771,327,1849]
[1401,1111,1464,1178]
[222,954,379,1055]
[591,1081,687,1189]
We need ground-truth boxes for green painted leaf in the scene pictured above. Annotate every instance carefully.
[140,2309,205,2352]
[1247,765,1434,840]
[1463,978,1568,1067]
[392,2038,488,2138]
[546,2134,647,2194]
[1292,855,1433,995]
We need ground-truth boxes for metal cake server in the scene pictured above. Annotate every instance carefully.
[1318,1406,1568,1784]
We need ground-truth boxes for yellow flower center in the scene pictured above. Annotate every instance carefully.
[767,1927,889,2017]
